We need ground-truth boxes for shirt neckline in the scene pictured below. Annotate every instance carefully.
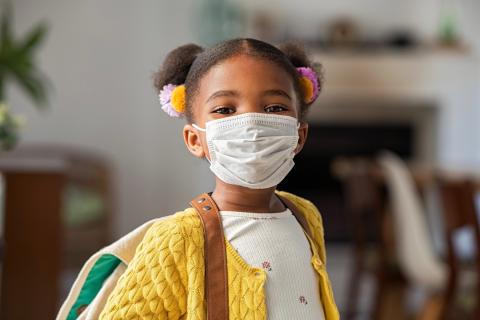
[219,208,292,219]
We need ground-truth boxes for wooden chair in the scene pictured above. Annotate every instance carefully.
[333,157,402,320]
[335,156,449,320]
[437,175,480,319]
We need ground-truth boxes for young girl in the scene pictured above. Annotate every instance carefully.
[57,38,339,320]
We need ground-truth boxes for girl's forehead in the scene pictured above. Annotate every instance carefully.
[210,54,290,78]
[197,55,294,97]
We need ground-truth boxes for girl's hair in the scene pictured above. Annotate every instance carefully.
[153,38,322,122]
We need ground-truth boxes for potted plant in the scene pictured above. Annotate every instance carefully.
[0,2,49,150]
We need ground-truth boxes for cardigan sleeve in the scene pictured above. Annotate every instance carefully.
[99,218,189,319]
[76,264,126,319]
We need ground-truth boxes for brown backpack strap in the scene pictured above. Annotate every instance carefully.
[190,193,228,320]
[276,194,314,240]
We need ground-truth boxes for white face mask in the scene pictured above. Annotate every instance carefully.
[193,113,300,189]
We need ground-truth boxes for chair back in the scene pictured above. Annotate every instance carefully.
[437,175,480,318]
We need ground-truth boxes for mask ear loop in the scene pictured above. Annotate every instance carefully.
[192,123,206,132]
[191,123,212,163]
[294,122,303,156]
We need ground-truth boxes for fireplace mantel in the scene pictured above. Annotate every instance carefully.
[308,49,480,168]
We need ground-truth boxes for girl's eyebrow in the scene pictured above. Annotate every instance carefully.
[263,89,292,101]
[206,90,239,103]
[206,89,292,103]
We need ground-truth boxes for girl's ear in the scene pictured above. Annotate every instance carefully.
[295,122,308,155]
[183,124,206,158]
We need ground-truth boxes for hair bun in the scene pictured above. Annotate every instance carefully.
[279,42,323,103]
[278,42,310,68]
[153,43,203,92]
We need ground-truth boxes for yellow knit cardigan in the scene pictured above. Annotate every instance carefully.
[99,191,339,319]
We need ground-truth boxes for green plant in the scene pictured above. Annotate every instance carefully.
[0,2,49,150]
[0,102,24,149]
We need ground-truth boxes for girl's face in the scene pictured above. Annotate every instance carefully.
[183,54,308,160]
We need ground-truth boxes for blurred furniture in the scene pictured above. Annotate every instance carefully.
[333,157,402,320]
[437,175,480,319]
[379,152,449,320]
[334,154,480,320]
[0,145,112,320]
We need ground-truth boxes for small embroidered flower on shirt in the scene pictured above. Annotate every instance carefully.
[299,295,308,305]
[261,260,272,271]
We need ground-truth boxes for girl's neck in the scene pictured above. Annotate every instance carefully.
[211,178,286,213]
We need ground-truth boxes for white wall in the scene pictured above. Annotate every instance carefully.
[9,0,480,236]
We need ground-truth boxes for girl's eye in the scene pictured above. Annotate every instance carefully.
[264,104,287,113]
[213,106,235,115]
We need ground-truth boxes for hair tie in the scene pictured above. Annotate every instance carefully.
[159,84,186,118]
[296,67,320,104]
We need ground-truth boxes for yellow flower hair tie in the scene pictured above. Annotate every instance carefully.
[170,85,186,113]
[159,84,186,118]
[299,76,315,103]
[296,67,320,104]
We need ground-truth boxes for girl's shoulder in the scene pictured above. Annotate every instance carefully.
[150,207,201,230]
[275,190,324,222]
[141,207,203,246]
[56,207,199,320]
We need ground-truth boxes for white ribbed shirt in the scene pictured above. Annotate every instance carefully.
[219,208,325,320]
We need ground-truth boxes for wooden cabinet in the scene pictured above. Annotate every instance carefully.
[0,146,112,320]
